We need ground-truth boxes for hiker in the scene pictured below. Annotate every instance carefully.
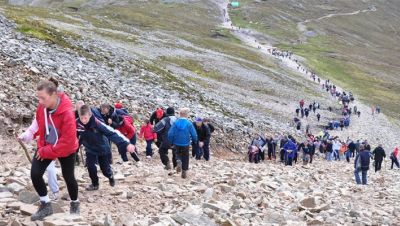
[283,137,297,166]
[77,105,135,191]
[326,140,333,161]
[339,142,347,161]
[139,119,157,158]
[74,100,85,166]
[340,120,344,131]
[333,140,341,161]
[299,99,305,108]
[150,107,165,125]
[192,117,211,161]
[372,144,386,172]
[308,141,316,164]
[248,134,266,163]
[296,121,301,131]
[390,147,399,169]
[299,141,310,165]
[114,114,141,163]
[28,78,79,220]
[376,106,381,114]
[316,113,321,122]
[167,108,198,178]
[305,108,310,118]
[279,135,288,163]
[266,136,275,160]
[348,140,357,157]
[295,108,300,117]
[354,145,372,185]
[154,107,177,171]
[357,111,361,118]
[18,119,59,201]
[353,106,357,114]
[300,108,305,118]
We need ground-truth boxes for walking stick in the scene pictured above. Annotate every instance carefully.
[15,134,32,163]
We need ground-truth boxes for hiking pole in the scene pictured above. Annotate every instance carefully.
[15,134,32,164]
[78,146,85,166]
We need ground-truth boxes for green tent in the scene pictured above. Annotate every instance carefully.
[231,1,239,7]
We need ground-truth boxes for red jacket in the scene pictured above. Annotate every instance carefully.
[139,123,157,141]
[393,148,399,158]
[36,93,78,160]
[116,116,136,140]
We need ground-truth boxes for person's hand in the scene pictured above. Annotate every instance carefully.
[17,131,33,143]
[35,150,44,161]
[126,144,136,153]
[154,139,158,143]
[199,142,204,148]
[108,118,112,125]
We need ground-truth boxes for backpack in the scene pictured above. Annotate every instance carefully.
[153,117,172,135]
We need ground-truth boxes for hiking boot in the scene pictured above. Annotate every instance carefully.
[109,176,115,187]
[176,160,182,173]
[31,201,53,221]
[86,184,99,191]
[70,201,80,215]
[181,170,188,179]
[165,161,172,170]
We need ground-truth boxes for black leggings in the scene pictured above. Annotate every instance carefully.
[31,153,78,201]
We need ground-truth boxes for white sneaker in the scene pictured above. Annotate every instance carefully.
[50,192,59,201]
[135,161,142,166]
[146,156,152,159]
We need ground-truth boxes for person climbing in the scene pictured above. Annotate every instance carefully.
[357,111,361,118]
[167,108,198,178]
[279,135,288,163]
[74,100,85,166]
[295,108,300,117]
[18,118,60,201]
[283,137,297,166]
[77,105,135,191]
[390,147,399,169]
[372,144,386,172]
[340,120,344,131]
[153,107,177,171]
[316,113,321,122]
[192,117,211,161]
[299,99,305,108]
[304,108,310,118]
[300,141,310,165]
[266,136,275,160]
[203,118,214,159]
[27,78,80,221]
[348,139,356,158]
[354,145,372,185]
[114,114,141,163]
[333,139,341,161]
[300,108,305,118]
[150,107,165,125]
[248,134,266,163]
[376,105,381,114]
[139,119,157,158]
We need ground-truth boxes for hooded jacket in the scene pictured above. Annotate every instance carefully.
[35,93,78,160]
[168,118,198,147]
[77,115,130,156]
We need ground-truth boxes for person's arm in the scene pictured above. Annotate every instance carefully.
[39,111,78,160]
[139,126,145,139]
[97,122,130,152]
[149,112,156,125]
[19,118,39,142]
[189,123,198,143]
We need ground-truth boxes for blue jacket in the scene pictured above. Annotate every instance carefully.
[77,115,130,156]
[355,150,372,171]
[168,118,198,147]
[283,140,297,158]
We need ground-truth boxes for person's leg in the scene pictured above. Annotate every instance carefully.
[203,139,210,161]
[171,147,177,168]
[310,154,313,164]
[362,170,368,185]
[288,157,293,166]
[130,151,140,162]
[97,154,113,179]
[86,152,100,187]
[46,161,59,195]
[31,157,52,199]
[374,160,379,172]
[117,146,129,162]
[159,146,170,168]
[191,142,197,158]
[391,159,395,169]
[58,153,78,200]
[268,149,272,160]
[395,158,400,168]
[354,169,361,184]
[146,140,153,157]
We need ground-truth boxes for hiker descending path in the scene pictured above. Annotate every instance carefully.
[219,1,400,149]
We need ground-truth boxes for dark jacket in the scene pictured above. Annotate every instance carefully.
[92,106,127,129]
[355,150,372,171]
[348,141,356,152]
[77,115,129,156]
[373,147,386,161]
[193,122,211,142]
[150,110,165,125]
[153,115,176,148]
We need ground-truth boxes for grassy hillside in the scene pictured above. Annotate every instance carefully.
[229,0,400,118]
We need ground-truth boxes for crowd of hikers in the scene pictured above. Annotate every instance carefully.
[17,78,215,221]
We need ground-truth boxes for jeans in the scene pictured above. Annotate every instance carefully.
[31,153,78,200]
[391,158,400,169]
[203,139,210,161]
[119,134,140,162]
[145,140,154,157]
[175,146,190,171]
[334,149,340,161]
[354,169,368,185]
[86,152,113,186]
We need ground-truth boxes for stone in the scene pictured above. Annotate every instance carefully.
[104,214,115,226]
[20,204,37,216]
[6,183,25,194]
[0,191,13,199]
[18,190,39,204]
[29,67,40,74]
[43,213,87,226]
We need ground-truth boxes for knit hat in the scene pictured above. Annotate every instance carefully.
[115,103,123,109]
[195,117,203,122]
[166,107,175,115]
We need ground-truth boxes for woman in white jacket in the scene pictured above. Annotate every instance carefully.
[18,118,59,200]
